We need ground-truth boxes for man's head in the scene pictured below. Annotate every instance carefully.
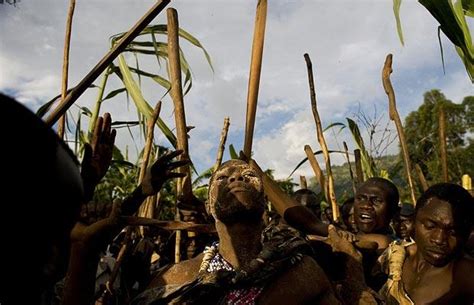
[414,183,474,267]
[207,160,265,224]
[392,202,415,240]
[354,177,399,234]
[0,94,84,303]
[292,189,321,219]
[341,197,358,233]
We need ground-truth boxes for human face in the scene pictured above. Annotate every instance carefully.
[354,184,390,233]
[399,215,414,240]
[415,198,462,267]
[208,161,264,223]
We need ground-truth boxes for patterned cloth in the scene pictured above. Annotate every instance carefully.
[378,240,415,305]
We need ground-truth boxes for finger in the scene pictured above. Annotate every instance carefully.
[82,143,93,164]
[102,112,112,142]
[153,150,184,168]
[92,116,104,151]
[109,128,117,146]
[166,172,186,179]
[166,160,190,170]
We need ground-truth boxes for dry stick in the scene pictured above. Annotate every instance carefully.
[137,102,162,237]
[122,217,217,233]
[243,0,267,157]
[354,149,364,184]
[415,163,429,192]
[300,175,308,189]
[168,8,193,264]
[382,54,417,205]
[57,0,76,139]
[304,54,340,222]
[304,145,328,203]
[45,0,170,126]
[439,106,449,182]
[343,142,357,195]
[214,117,230,171]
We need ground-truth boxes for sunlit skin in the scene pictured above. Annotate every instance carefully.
[401,198,474,304]
[149,160,342,305]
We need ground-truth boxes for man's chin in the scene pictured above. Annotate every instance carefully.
[215,205,264,224]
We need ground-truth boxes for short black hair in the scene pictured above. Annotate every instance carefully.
[416,183,474,238]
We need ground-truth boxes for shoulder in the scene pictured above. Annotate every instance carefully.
[358,233,393,252]
[147,253,204,288]
[258,255,339,305]
[454,257,474,293]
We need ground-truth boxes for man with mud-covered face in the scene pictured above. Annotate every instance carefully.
[140,159,342,305]
[208,160,264,224]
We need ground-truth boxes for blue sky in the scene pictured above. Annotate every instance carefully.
[0,0,472,181]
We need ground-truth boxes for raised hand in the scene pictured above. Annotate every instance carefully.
[141,149,189,196]
[81,113,116,201]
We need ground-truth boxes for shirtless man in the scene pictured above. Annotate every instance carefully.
[379,183,474,305]
[138,159,341,305]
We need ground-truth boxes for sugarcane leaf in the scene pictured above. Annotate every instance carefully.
[346,118,376,178]
[288,150,346,178]
[393,0,405,46]
[128,67,171,90]
[463,0,474,17]
[102,88,127,101]
[229,144,239,159]
[323,122,346,133]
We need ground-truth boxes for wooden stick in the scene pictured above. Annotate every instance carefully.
[122,217,217,233]
[415,163,429,192]
[304,145,327,202]
[57,0,76,139]
[299,175,308,189]
[304,54,340,222]
[214,117,230,172]
[138,102,162,184]
[439,106,449,182]
[168,8,192,199]
[354,149,364,184]
[343,142,357,195]
[382,54,417,205]
[243,0,267,157]
[45,0,170,126]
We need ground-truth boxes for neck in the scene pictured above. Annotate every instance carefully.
[216,220,263,270]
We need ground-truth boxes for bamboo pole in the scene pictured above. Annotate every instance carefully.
[299,175,308,189]
[304,145,328,202]
[343,142,357,195]
[354,149,364,184]
[45,0,170,126]
[415,163,429,192]
[439,106,449,182]
[57,0,76,139]
[243,0,267,157]
[214,117,230,172]
[382,54,417,205]
[304,54,340,222]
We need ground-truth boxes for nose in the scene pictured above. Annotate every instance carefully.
[431,229,448,246]
[229,172,244,183]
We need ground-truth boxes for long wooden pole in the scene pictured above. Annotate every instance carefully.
[439,106,449,182]
[415,163,429,192]
[57,0,76,139]
[382,54,417,205]
[299,175,308,189]
[45,0,170,126]
[243,0,267,157]
[304,54,340,222]
[214,117,230,171]
[304,145,327,202]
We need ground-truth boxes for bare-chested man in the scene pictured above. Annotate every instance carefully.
[136,159,341,305]
[379,183,474,305]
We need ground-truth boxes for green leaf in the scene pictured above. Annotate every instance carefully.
[323,122,346,133]
[347,118,376,178]
[393,0,405,46]
[288,149,346,178]
[118,54,177,147]
[102,88,127,101]
[229,144,239,159]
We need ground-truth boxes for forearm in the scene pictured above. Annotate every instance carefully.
[121,186,147,216]
[62,244,100,305]
[284,205,329,236]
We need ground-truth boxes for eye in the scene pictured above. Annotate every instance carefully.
[242,170,257,178]
[424,221,435,230]
[216,175,228,181]
[372,198,383,205]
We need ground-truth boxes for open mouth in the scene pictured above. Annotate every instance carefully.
[358,212,374,223]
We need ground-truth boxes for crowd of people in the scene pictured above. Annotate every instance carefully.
[1,93,473,305]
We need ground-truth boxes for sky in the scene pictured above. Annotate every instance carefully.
[0,0,473,182]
